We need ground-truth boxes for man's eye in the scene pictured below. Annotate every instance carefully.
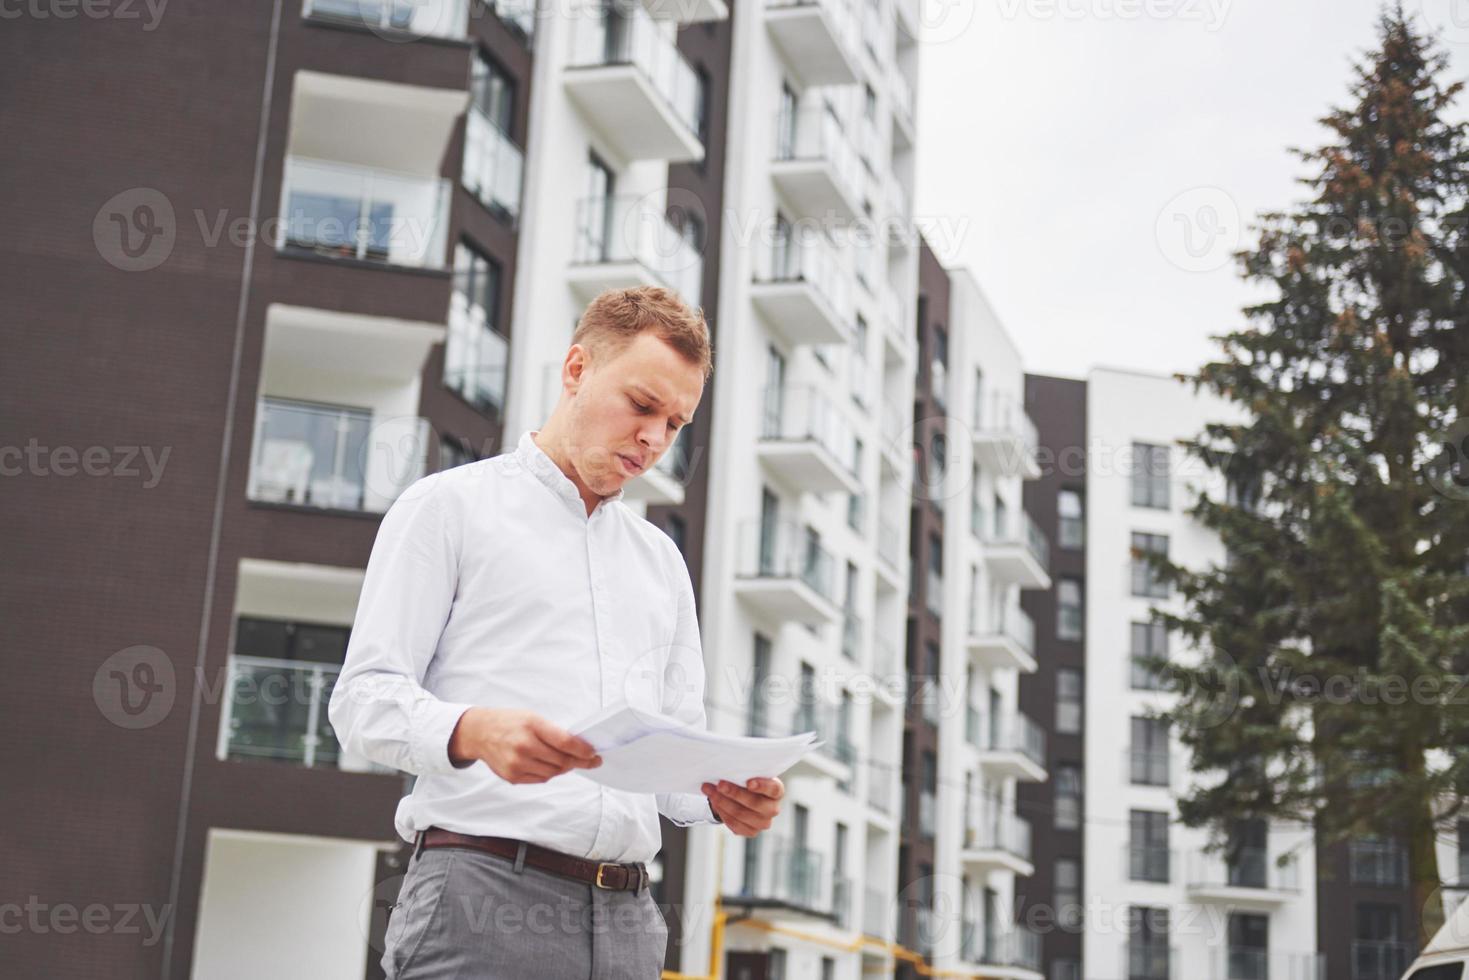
[631,400,649,412]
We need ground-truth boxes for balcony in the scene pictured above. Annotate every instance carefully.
[764,0,860,87]
[967,607,1038,673]
[973,713,1048,783]
[972,392,1041,479]
[565,4,705,163]
[772,102,865,223]
[278,156,450,269]
[635,0,728,23]
[876,516,904,589]
[866,758,896,815]
[1126,746,1178,789]
[218,656,392,773]
[726,835,835,920]
[1186,847,1300,907]
[961,806,1033,876]
[961,924,1043,978]
[302,0,467,39]
[881,288,915,366]
[568,194,703,305]
[863,886,893,939]
[757,384,862,495]
[733,519,839,626]
[463,105,524,224]
[890,62,916,149]
[750,228,852,346]
[981,510,1051,590]
[1351,942,1413,980]
[249,305,443,513]
[1126,943,1178,980]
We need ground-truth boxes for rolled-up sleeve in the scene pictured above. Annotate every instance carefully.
[328,475,475,777]
[655,545,721,828]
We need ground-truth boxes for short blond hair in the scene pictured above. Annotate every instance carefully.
[571,286,713,382]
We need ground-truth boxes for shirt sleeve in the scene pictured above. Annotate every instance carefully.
[327,474,476,777]
[655,542,723,828]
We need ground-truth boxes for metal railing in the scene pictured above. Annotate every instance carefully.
[1350,941,1412,980]
[735,835,828,914]
[982,508,1051,574]
[753,223,852,325]
[1125,842,1173,884]
[964,802,1032,861]
[758,383,858,476]
[773,103,863,206]
[979,711,1047,767]
[1187,847,1300,892]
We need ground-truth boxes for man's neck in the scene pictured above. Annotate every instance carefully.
[532,428,603,516]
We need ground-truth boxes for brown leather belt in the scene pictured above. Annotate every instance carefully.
[418,828,650,893]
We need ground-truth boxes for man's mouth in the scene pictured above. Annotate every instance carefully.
[618,454,644,475]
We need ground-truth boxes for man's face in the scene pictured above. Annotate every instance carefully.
[564,331,704,497]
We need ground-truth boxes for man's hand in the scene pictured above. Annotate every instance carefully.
[448,707,602,784]
[702,777,784,837]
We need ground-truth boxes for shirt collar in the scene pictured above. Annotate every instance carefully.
[515,430,624,512]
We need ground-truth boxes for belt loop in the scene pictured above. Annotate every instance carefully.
[413,831,426,862]
[513,841,527,874]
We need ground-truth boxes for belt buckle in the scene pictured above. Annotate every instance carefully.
[595,862,617,890]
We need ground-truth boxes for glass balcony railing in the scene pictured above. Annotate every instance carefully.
[863,886,891,937]
[1351,941,1413,980]
[220,655,390,772]
[303,0,468,38]
[568,4,703,140]
[773,102,863,202]
[571,193,703,304]
[973,391,1039,458]
[963,925,1041,971]
[249,398,371,511]
[753,225,852,323]
[735,835,829,914]
[983,509,1051,575]
[758,383,858,475]
[1188,847,1300,892]
[963,804,1032,861]
[736,518,836,604]
[981,712,1047,767]
[463,107,524,223]
[279,156,450,269]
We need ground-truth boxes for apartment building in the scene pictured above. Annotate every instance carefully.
[1017,373,1088,980]
[673,0,923,975]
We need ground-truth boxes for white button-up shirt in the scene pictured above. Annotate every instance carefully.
[329,429,717,863]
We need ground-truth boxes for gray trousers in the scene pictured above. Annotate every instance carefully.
[382,844,670,979]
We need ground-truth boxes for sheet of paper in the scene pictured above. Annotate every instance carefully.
[568,703,822,795]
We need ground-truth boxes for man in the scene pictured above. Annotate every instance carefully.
[329,286,784,979]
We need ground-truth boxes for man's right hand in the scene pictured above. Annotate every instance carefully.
[448,707,603,784]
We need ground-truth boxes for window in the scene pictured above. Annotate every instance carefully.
[665,513,687,558]
[693,65,711,146]
[445,242,508,418]
[1355,903,1408,980]
[847,490,864,533]
[1058,488,1084,549]
[1056,669,1082,735]
[235,617,350,665]
[931,327,948,407]
[471,51,515,133]
[1057,578,1083,641]
[1054,764,1082,830]
[1130,533,1170,599]
[1350,836,1409,887]
[768,948,787,980]
[970,464,984,538]
[438,436,478,471]
[1129,810,1171,883]
[579,152,616,260]
[1130,621,1169,689]
[1227,912,1268,980]
[1131,442,1171,509]
[748,633,771,736]
[1055,858,1081,929]
[1130,716,1170,786]
[821,956,835,980]
[1126,906,1171,980]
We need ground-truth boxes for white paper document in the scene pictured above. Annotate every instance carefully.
[567,703,822,795]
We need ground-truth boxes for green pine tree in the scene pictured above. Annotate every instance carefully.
[1150,2,1469,947]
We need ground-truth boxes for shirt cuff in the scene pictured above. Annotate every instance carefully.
[412,699,476,776]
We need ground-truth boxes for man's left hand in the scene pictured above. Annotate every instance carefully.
[702,777,783,837]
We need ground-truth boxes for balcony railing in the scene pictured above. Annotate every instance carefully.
[973,391,1039,458]
[773,102,864,206]
[841,608,862,660]
[463,107,524,223]
[568,4,703,140]
[279,156,450,269]
[1128,745,1172,787]
[1349,839,1408,887]
[971,604,1036,654]
[863,886,891,938]
[980,712,1047,767]
[963,924,1041,970]
[983,509,1051,575]
[867,759,895,813]
[759,383,858,474]
[736,519,836,603]
[1188,847,1300,893]
[877,517,901,571]
[735,835,829,915]
[1351,941,1412,980]
[571,193,703,303]
[219,655,389,772]
[249,398,426,514]
[303,0,468,38]
[964,804,1032,861]
[753,224,852,322]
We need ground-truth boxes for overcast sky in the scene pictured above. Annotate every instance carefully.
[913,0,1469,381]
